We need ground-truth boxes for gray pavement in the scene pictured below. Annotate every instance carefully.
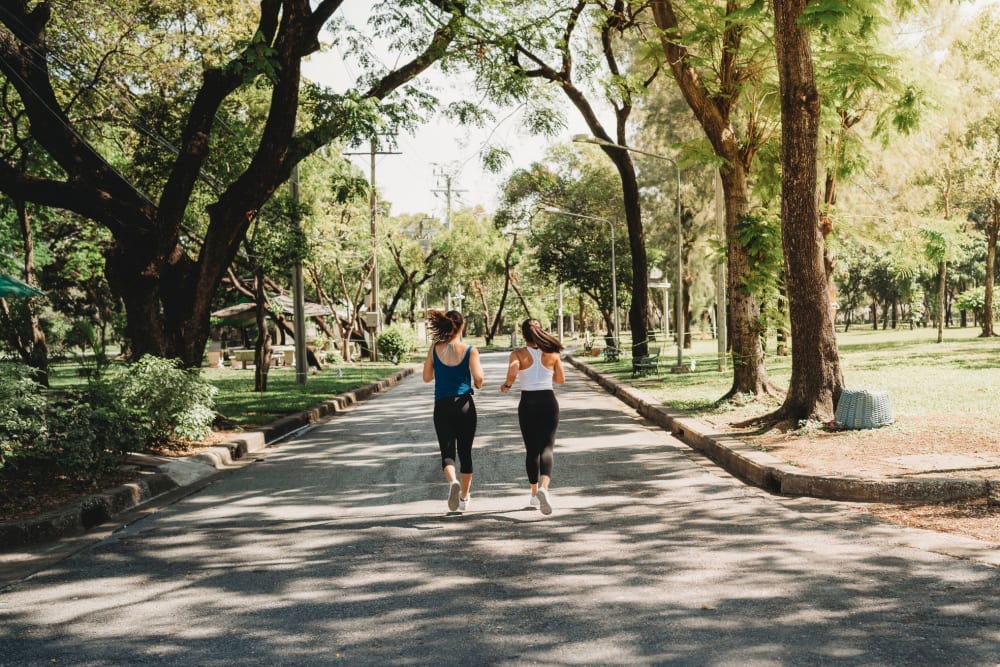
[1,352,999,666]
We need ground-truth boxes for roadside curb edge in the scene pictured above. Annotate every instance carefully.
[0,365,417,551]
[566,354,994,505]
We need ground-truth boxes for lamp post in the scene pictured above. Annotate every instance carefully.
[572,134,686,371]
[542,206,618,347]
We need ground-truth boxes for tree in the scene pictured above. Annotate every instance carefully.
[497,149,630,340]
[0,1,467,366]
[468,1,656,356]
[383,214,446,326]
[768,0,843,423]
[651,0,780,398]
[955,118,1000,337]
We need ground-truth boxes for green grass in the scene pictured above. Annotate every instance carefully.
[583,326,1000,419]
[205,360,417,427]
[42,356,418,429]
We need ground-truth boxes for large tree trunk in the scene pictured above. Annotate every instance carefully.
[594,149,650,355]
[770,0,843,423]
[652,0,775,397]
[720,166,774,397]
[0,2,464,368]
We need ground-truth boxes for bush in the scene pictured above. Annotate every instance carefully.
[0,363,47,472]
[377,325,417,364]
[111,355,218,443]
[0,364,140,483]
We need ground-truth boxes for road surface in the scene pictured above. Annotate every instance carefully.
[1,352,998,665]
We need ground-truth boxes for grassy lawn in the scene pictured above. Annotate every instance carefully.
[581,326,1000,421]
[45,355,420,429]
[203,359,419,427]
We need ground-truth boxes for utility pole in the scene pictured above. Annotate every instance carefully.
[344,140,400,360]
[431,165,466,230]
[291,164,308,384]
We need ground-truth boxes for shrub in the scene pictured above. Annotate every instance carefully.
[0,363,47,472]
[0,365,140,483]
[377,325,417,364]
[111,355,218,443]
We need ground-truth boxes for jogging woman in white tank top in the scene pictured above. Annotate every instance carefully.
[500,319,565,515]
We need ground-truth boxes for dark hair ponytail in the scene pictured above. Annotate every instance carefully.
[427,309,465,342]
[521,318,563,353]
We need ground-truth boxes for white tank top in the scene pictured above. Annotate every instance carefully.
[519,346,554,391]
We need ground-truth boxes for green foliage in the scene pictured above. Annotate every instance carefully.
[735,211,786,340]
[377,325,418,364]
[0,363,47,472]
[227,30,281,84]
[735,212,784,298]
[482,146,513,174]
[955,286,990,318]
[111,355,218,443]
[0,363,140,483]
[37,384,142,482]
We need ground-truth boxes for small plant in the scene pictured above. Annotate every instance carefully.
[377,325,417,364]
[111,355,218,444]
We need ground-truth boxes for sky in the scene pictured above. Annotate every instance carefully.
[301,7,588,220]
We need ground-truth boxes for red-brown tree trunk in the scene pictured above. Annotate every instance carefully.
[771,0,844,423]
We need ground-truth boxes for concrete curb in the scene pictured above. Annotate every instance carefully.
[0,365,417,551]
[566,354,995,504]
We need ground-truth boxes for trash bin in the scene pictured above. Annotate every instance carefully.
[834,388,894,430]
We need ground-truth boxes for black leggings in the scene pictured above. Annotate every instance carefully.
[433,393,477,474]
[518,390,559,484]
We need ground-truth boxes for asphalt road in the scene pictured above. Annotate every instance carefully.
[1,352,998,666]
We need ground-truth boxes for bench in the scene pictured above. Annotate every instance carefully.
[604,346,621,362]
[631,347,660,377]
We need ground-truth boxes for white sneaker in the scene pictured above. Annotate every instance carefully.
[529,494,540,508]
[459,495,470,511]
[537,487,552,515]
[448,480,461,511]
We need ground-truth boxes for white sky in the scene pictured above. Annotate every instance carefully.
[301,7,588,219]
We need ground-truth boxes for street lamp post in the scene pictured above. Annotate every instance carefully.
[573,134,686,372]
[542,207,618,347]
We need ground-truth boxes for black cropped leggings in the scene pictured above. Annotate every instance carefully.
[518,389,559,484]
[433,393,477,474]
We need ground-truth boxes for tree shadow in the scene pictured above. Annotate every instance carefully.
[1,352,997,665]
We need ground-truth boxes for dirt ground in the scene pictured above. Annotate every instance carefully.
[2,416,998,547]
[700,410,1000,545]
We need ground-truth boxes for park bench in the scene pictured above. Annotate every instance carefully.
[604,346,621,362]
[631,346,660,377]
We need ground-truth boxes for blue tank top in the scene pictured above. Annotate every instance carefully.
[433,344,473,401]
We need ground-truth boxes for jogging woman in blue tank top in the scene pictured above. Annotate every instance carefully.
[423,310,484,512]
[500,319,565,515]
